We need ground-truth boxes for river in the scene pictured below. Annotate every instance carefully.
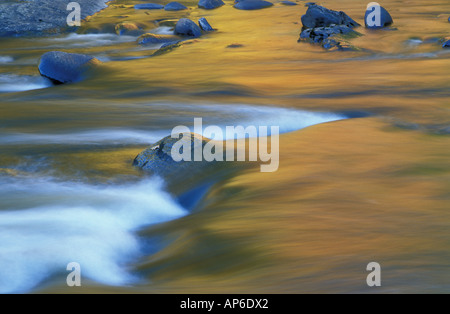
[0,0,449,293]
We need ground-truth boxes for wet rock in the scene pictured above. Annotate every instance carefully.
[198,18,214,32]
[165,2,188,11]
[234,0,273,10]
[0,0,109,37]
[227,44,244,48]
[133,133,211,175]
[443,40,450,48]
[115,22,143,36]
[280,1,297,5]
[175,18,202,37]
[299,4,360,50]
[364,4,393,29]
[138,33,180,45]
[38,51,101,84]
[134,3,164,10]
[198,0,225,10]
[301,3,359,29]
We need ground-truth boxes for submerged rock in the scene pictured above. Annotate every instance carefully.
[133,133,211,174]
[134,3,164,10]
[115,22,143,36]
[364,4,393,29]
[234,0,273,10]
[38,51,101,84]
[280,1,297,5]
[198,18,214,32]
[301,3,359,29]
[198,0,225,10]
[175,18,202,37]
[299,4,360,50]
[138,33,180,45]
[165,2,188,10]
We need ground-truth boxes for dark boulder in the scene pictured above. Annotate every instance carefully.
[165,2,188,11]
[175,18,202,37]
[38,51,101,84]
[299,4,360,50]
[133,133,211,175]
[301,3,359,29]
[198,0,225,10]
[234,0,273,10]
[364,4,393,29]
[198,18,214,32]
[134,3,164,10]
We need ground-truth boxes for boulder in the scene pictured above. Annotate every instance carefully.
[165,2,188,11]
[175,18,202,37]
[138,33,180,45]
[38,51,101,84]
[198,0,225,10]
[234,0,273,10]
[133,133,211,175]
[198,18,214,32]
[134,3,164,10]
[364,4,393,29]
[299,4,360,50]
[301,3,359,29]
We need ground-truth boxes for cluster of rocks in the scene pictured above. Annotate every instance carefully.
[298,3,361,50]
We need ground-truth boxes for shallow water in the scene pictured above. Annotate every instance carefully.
[0,0,449,293]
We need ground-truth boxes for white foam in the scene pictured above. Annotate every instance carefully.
[0,129,167,146]
[0,176,186,293]
[42,33,137,48]
[0,74,52,93]
[150,26,175,35]
[0,56,13,63]
[0,106,346,144]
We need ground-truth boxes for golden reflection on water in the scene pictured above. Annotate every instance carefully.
[0,0,449,293]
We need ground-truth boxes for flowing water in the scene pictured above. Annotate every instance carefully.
[0,0,449,293]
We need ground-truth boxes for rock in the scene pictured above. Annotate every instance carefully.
[175,18,202,37]
[234,0,273,10]
[280,1,297,5]
[165,2,188,11]
[115,22,143,36]
[134,3,164,10]
[198,0,225,10]
[227,44,244,48]
[443,40,450,48]
[301,4,359,29]
[133,133,211,175]
[38,51,101,84]
[299,4,360,50]
[364,4,393,29]
[0,0,109,37]
[198,18,214,32]
[138,33,180,45]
